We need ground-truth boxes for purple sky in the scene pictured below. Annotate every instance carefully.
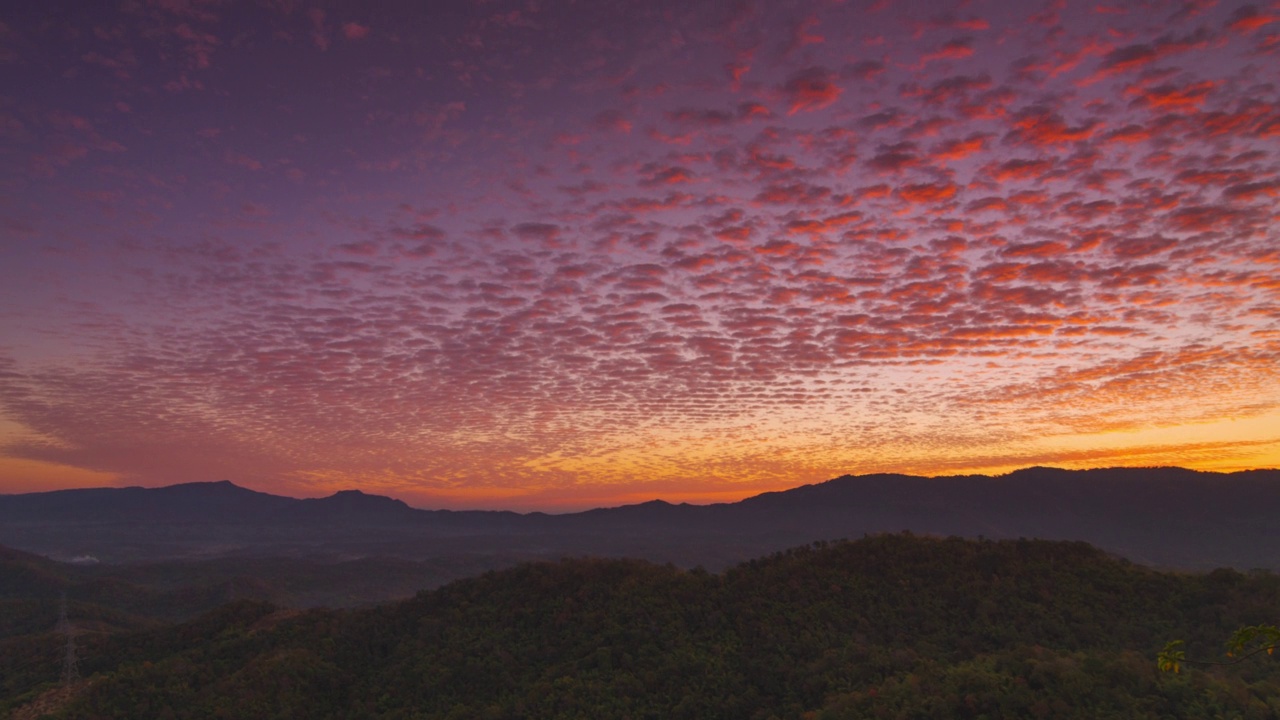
[1,0,1278,510]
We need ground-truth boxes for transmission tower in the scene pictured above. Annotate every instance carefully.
[56,593,80,686]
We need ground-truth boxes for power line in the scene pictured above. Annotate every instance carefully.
[56,593,80,686]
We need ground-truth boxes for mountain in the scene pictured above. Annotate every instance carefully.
[279,489,423,525]
[6,535,1280,719]
[0,480,296,524]
[2,466,1279,571]
[720,466,1280,567]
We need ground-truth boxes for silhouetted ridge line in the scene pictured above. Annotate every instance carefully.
[1,466,1278,570]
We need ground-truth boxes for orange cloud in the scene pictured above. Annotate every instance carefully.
[1127,80,1216,110]
[932,134,988,160]
[896,182,958,204]
[1010,109,1098,145]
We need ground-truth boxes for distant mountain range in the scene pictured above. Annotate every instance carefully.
[2,466,1279,572]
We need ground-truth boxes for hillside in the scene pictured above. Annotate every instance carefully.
[6,535,1280,719]
[0,544,516,642]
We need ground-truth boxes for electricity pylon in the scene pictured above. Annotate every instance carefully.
[56,593,80,686]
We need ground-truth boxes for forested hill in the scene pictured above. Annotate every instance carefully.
[4,466,1280,572]
[7,534,1280,719]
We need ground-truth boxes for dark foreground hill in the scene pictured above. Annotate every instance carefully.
[5,535,1279,719]
[3,467,1280,574]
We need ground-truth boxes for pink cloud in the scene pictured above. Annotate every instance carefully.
[1226,5,1278,33]
[342,21,370,40]
[5,0,1279,506]
[593,109,632,133]
[1080,28,1213,83]
[915,37,975,68]
[512,222,562,245]
[639,165,695,186]
[224,151,263,171]
[781,67,842,115]
[1223,181,1280,201]
[308,7,330,50]
[1110,235,1177,259]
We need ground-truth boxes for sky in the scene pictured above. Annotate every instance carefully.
[0,0,1277,511]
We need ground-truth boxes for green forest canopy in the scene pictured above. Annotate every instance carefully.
[5,534,1279,719]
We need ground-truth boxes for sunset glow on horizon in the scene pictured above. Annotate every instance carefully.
[1,0,1278,511]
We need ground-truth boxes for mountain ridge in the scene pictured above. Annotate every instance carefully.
[3,464,1270,515]
[2,465,1278,571]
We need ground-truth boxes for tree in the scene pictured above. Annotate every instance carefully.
[1158,624,1280,673]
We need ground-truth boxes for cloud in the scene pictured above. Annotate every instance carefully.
[3,0,1278,506]
[593,109,632,133]
[1082,28,1213,83]
[754,182,831,205]
[867,143,919,173]
[842,60,886,81]
[512,222,562,244]
[1223,180,1280,201]
[639,164,695,186]
[916,37,975,68]
[342,21,370,40]
[781,67,842,115]
[669,108,736,127]
[1172,203,1249,237]
[932,134,989,160]
[985,158,1054,182]
[224,151,263,171]
[912,73,992,107]
[1127,80,1216,110]
[1225,5,1277,33]
[1002,240,1069,258]
[308,7,331,50]
[1007,107,1098,146]
[1109,235,1177,259]
[896,182,959,204]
